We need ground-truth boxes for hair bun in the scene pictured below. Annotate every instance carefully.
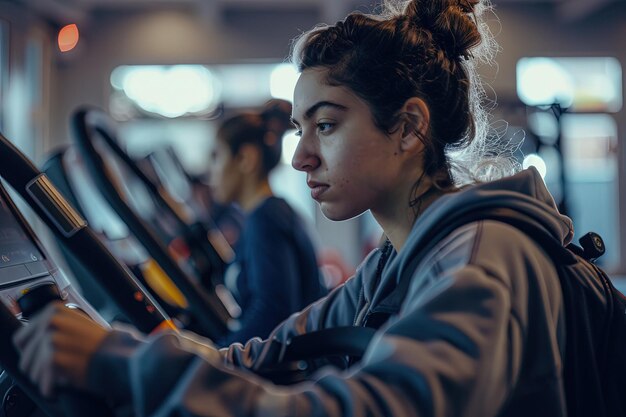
[403,0,482,60]
[261,99,293,136]
[458,0,479,13]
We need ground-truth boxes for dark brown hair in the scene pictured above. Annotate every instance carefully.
[217,99,292,177]
[292,0,512,189]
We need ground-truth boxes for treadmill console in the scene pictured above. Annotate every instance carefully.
[0,184,104,321]
[0,198,47,286]
[0,184,105,417]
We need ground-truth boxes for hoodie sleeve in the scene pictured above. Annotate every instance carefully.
[86,222,562,417]
[85,248,378,406]
[216,247,380,369]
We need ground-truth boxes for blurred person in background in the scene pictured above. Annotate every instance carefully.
[208,99,328,345]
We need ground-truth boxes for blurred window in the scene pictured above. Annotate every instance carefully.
[561,114,620,271]
[517,57,623,273]
[517,57,622,112]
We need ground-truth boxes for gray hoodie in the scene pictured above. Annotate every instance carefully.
[88,167,571,417]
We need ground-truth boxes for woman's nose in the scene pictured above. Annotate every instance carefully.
[291,137,320,172]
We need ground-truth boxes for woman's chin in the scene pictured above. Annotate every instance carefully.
[319,203,365,222]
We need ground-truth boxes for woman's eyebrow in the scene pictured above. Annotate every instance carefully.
[292,101,348,125]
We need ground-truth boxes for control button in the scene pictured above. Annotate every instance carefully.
[0,265,32,287]
[24,261,47,277]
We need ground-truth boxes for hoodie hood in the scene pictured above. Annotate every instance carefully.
[366,167,574,309]
[411,166,574,248]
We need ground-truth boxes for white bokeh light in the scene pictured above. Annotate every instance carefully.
[523,153,548,179]
[281,130,299,165]
[270,64,299,102]
[116,65,220,118]
[517,58,574,108]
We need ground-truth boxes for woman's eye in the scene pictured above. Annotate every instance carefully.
[317,122,334,133]
[294,130,302,137]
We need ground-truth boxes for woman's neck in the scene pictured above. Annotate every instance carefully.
[373,181,450,253]
[238,179,273,213]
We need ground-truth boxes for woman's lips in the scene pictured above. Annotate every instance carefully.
[310,184,329,200]
[307,180,329,200]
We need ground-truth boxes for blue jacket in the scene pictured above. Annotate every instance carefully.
[88,168,572,417]
[219,197,327,345]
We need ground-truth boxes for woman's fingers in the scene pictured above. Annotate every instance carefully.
[17,317,56,397]
[49,307,103,338]
[16,322,40,370]
[16,302,62,378]
[11,301,104,397]
[39,358,55,398]
[34,343,56,398]
[13,301,62,348]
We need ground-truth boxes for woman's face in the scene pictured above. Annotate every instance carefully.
[207,138,243,205]
[291,68,409,221]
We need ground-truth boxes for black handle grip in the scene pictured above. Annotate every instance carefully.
[17,283,61,320]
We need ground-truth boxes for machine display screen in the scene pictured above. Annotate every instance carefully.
[0,197,44,270]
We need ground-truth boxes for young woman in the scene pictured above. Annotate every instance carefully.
[207,100,328,345]
[14,1,576,415]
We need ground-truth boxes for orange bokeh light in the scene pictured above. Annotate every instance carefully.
[58,24,79,52]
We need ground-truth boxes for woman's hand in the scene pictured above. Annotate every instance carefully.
[12,301,110,397]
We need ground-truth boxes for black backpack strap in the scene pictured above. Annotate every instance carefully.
[280,326,378,362]
[564,260,626,417]
[254,326,378,385]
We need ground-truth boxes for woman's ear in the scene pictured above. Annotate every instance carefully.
[236,144,262,174]
[399,97,430,153]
